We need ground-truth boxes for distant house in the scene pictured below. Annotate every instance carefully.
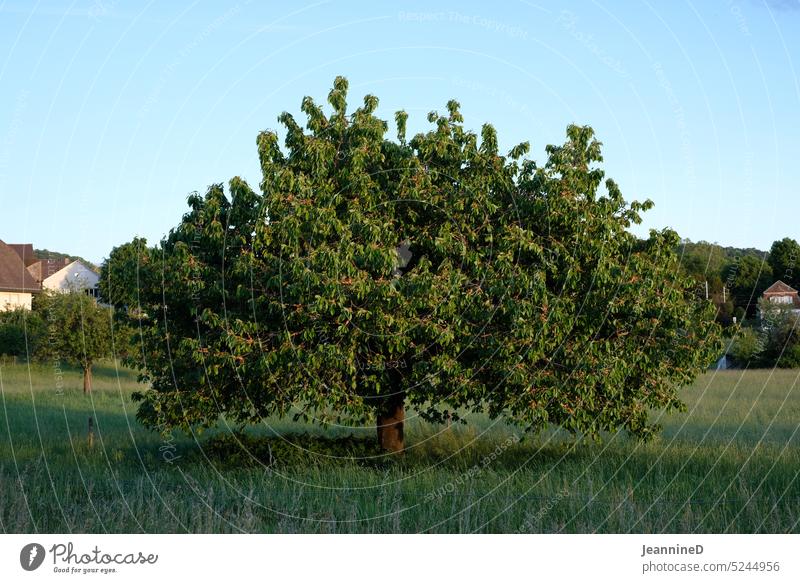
[759,280,800,322]
[0,240,41,311]
[762,280,800,306]
[41,260,100,297]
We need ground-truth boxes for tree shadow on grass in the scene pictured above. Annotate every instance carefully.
[180,427,600,476]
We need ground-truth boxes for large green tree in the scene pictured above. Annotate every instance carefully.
[115,77,719,451]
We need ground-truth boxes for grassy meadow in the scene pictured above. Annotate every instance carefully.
[0,360,798,533]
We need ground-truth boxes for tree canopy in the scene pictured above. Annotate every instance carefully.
[38,291,112,393]
[110,77,720,451]
[724,255,773,317]
[99,237,149,311]
[768,237,800,288]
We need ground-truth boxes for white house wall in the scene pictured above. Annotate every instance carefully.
[0,291,32,311]
[42,261,99,292]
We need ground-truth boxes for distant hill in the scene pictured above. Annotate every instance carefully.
[679,239,767,263]
[677,239,767,279]
[34,248,100,273]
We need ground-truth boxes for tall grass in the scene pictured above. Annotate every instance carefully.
[1,362,798,533]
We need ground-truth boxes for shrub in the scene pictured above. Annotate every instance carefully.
[759,310,799,368]
[777,344,800,368]
[0,308,46,358]
[729,327,763,365]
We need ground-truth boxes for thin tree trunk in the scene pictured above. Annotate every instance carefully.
[83,365,93,394]
[377,393,405,453]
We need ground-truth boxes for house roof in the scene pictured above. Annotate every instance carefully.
[763,280,798,295]
[8,243,38,267]
[0,240,41,292]
[26,257,71,283]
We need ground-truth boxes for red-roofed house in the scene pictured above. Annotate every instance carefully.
[759,280,800,323]
[762,280,800,307]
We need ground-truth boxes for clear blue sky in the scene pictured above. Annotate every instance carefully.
[1,0,798,264]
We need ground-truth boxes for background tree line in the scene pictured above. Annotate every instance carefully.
[678,237,800,325]
[678,237,800,369]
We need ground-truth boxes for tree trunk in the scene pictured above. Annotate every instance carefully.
[83,365,93,394]
[377,394,405,453]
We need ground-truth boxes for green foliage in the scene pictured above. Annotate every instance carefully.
[0,308,47,358]
[716,300,736,327]
[123,77,721,443]
[777,344,800,368]
[37,291,113,371]
[99,237,149,310]
[725,255,773,317]
[767,237,800,288]
[0,308,46,357]
[729,326,763,365]
[678,241,732,286]
[678,240,765,284]
[677,238,800,328]
[758,301,800,368]
[98,237,151,370]
[0,324,25,357]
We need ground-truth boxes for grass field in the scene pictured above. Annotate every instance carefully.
[1,361,798,533]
